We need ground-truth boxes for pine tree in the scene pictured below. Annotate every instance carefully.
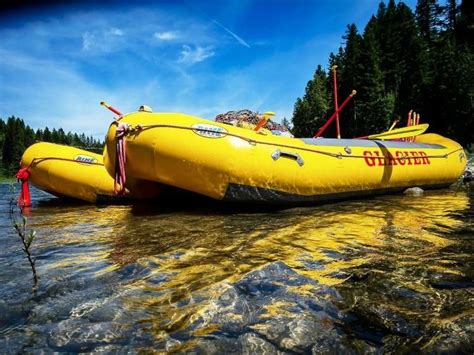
[393,2,426,116]
[72,133,80,146]
[291,0,473,144]
[42,127,52,142]
[51,128,60,143]
[0,115,105,175]
[24,127,36,148]
[35,129,43,142]
[456,0,474,49]
[281,117,292,131]
[292,65,330,137]
[0,119,6,169]
[356,17,395,135]
[2,117,26,173]
[57,128,66,144]
[445,0,458,32]
[454,0,474,146]
[416,0,443,47]
[0,118,6,151]
[338,24,363,137]
[376,0,400,93]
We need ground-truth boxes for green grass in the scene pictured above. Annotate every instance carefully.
[0,166,15,183]
[0,174,15,183]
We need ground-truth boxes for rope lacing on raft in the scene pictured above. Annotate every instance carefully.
[116,123,463,161]
[114,123,129,195]
[113,123,144,195]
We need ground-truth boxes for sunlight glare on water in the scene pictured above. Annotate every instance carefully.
[0,184,472,352]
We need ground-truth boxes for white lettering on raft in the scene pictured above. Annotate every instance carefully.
[74,155,98,164]
[191,124,227,138]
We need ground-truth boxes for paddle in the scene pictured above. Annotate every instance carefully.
[254,111,276,132]
[387,119,400,132]
[100,101,123,117]
[358,123,429,140]
[331,65,341,139]
[314,90,357,138]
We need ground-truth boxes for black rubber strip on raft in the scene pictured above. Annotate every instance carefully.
[222,183,452,205]
[96,194,132,204]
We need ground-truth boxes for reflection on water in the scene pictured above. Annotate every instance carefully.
[0,184,473,352]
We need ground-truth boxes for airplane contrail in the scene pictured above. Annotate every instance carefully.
[211,19,251,48]
[184,1,251,48]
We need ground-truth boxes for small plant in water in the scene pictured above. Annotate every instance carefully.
[9,183,39,291]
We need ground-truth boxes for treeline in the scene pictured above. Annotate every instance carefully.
[0,116,104,175]
[292,0,473,146]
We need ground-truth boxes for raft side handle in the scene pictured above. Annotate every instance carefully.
[271,149,304,167]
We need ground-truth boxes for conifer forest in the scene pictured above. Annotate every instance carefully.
[0,117,103,176]
[292,0,473,146]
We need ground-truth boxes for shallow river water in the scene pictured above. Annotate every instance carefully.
[0,183,473,353]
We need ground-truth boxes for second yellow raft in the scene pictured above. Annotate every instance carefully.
[21,142,160,203]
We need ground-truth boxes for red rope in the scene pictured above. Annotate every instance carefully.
[15,167,31,207]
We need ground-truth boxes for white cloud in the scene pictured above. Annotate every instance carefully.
[178,45,214,64]
[108,27,124,36]
[0,6,310,134]
[82,32,95,50]
[154,31,179,40]
[0,50,113,136]
[81,28,125,52]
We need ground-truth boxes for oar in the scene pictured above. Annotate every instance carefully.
[100,101,123,117]
[331,65,341,139]
[387,119,399,131]
[358,123,429,140]
[314,90,357,138]
[254,111,276,132]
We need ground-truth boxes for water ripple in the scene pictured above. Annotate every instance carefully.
[0,184,473,352]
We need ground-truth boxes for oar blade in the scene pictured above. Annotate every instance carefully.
[367,123,429,140]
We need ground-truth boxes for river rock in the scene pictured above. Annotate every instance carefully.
[403,187,424,196]
[422,313,474,353]
[47,319,130,352]
[463,169,473,184]
[182,261,375,353]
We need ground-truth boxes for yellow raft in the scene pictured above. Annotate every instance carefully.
[21,142,160,203]
[104,112,467,204]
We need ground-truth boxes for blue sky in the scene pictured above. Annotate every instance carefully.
[0,0,419,138]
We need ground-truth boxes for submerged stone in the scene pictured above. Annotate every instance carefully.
[180,261,375,352]
[403,187,424,196]
[47,320,130,352]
